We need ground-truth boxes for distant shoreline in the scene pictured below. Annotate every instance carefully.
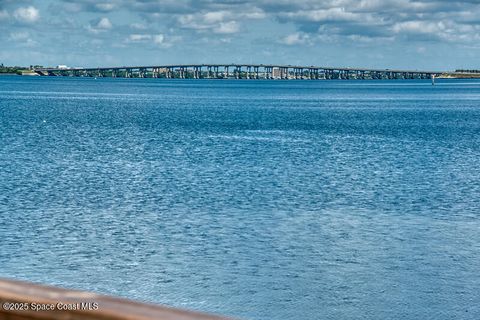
[439,73,480,79]
[0,72,38,76]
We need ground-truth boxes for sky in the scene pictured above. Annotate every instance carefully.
[1,0,479,70]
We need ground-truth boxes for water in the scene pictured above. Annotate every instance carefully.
[1,76,479,320]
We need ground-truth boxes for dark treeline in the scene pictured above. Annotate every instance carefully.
[0,64,43,74]
[455,69,480,74]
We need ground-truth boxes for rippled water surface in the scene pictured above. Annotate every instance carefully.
[1,76,479,319]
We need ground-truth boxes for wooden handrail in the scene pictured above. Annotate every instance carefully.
[0,278,233,320]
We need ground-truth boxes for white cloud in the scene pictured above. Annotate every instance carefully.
[61,3,83,13]
[152,34,164,44]
[13,6,39,23]
[280,32,310,45]
[8,31,37,47]
[87,17,113,33]
[214,21,239,34]
[9,31,29,41]
[126,33,173,47]
[178,12,242,34]
[242,9,266,19]
[128,34,151,41]
[393,21,443,34]
[47,0,480,45]
[95,3,116,12]
[204,11,229,24]
[96,17,112,29]
[130,22,147,30]
[284,8,365,23]
[266,0,480,43]
[177,14,207,30]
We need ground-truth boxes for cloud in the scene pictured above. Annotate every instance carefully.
[214,21,239,34]
[177,11,245,34]
[0,9,8,20]
[9,31,29,41]
[126,33,174,47]
[280,32,310,45]
[95,3,116,12]
[87,17,112,33]
[96,17,112,29]
[392,20,480,42]
[128,34,151,41]
[203,11,229,24]
[130,22,147,30]
[265,0,480,43]
[61,0,265,35]
[8,31,37,47]
[281,8,367,23]
[152,34,164,44]
[393,21,442,34]
[58,0,121,12]
[58,0,480,42]
[13,6,39,23]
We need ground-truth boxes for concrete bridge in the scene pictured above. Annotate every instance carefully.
[34,64,443,80]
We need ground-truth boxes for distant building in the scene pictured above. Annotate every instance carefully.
[57,65,69,69]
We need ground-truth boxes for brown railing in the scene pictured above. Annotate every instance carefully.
[0,278,232,320]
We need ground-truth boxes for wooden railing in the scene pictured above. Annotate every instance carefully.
[0,278,232,320]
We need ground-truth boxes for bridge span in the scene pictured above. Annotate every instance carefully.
[34,64,443,80]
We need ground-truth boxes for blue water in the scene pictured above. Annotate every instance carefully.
[1,76,479,319]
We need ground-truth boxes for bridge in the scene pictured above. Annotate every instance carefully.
[33,64,443,80]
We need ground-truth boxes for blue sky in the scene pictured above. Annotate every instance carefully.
[1,0,479,70]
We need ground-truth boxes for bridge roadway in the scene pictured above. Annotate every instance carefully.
[34,64,444,80]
